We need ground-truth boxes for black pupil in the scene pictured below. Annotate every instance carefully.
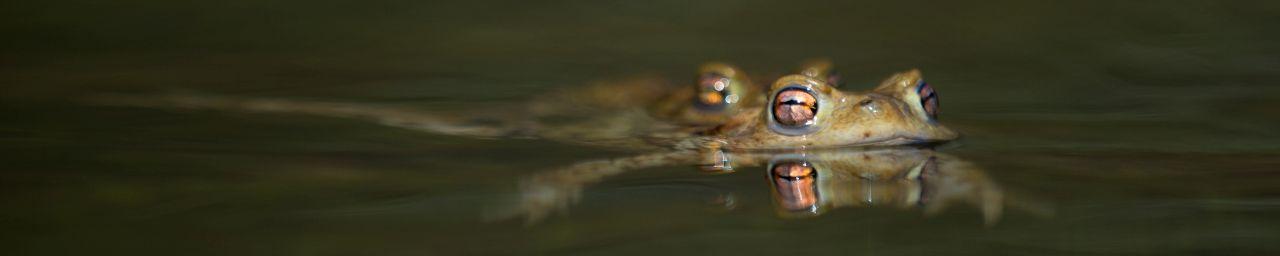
[916,81,938,117]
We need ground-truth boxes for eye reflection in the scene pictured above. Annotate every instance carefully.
[771,161,819,212]
[918,156,939,206]
[773,88,818,127]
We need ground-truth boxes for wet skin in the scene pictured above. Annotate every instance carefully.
[711,69,957,150]
[518,59,960,151]
[502,60,960,151]
[550,59,962,151]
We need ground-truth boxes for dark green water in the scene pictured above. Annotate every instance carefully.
[4,1,1280,255]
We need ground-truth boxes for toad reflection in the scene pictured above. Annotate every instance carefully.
[763,150,1002,222]
[497,148,1027,225]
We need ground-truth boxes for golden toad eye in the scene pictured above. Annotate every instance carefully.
[767,77,827,136]
[916,81,939,119]
[773,88,818,127]
[694,73,734,111]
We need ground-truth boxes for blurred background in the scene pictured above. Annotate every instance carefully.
[3,0,1279,255]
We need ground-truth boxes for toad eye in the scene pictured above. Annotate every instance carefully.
[773,88,818,127]
[694,73,736,111]
[916,81,939,119]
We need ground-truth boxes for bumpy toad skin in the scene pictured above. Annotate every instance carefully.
[713,69,959,150]
[526,63,963,151]
[648,62,764,126]
[522,62,768,149]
